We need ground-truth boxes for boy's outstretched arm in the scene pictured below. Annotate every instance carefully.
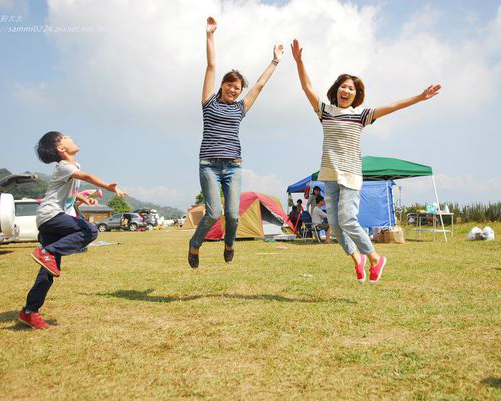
[373,84,441,120]
[71,171,127,197]
[75,193,98,205]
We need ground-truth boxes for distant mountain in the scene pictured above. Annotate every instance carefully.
[0,168,184,218]
[0,168,11,178]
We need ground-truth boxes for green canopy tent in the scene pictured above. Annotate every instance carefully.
[311,156,433,181]
[311,156,448,241]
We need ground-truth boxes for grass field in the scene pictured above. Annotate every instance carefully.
[1,223,501,400]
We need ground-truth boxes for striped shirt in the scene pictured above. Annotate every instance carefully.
[316,99,376,190]
[199,93,246,160]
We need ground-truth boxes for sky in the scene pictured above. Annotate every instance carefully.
[1,0,500,212]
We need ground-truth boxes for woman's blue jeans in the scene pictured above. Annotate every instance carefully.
[190,158,242,249]
[324,181,374,256]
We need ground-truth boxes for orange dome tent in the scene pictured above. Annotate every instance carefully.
[205,192,294,241]
[182,204,205,229]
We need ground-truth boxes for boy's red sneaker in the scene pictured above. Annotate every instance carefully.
[18,308,49,329]
[32,247,60,277]
[369,256,387,285]
[354,254,367,284]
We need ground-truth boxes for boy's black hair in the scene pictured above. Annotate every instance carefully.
[313,186,321,192]
[316,195,324,204]
[297,199,303,204]
[36,131,63,163]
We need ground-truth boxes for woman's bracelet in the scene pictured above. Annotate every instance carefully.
[272,60,279,66]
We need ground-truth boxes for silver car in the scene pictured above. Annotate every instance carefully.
[96,212,146,232]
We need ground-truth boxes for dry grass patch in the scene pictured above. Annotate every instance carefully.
[1,223,501,400]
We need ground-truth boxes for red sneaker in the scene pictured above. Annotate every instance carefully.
[369,256,387,285]
[355,254,367,284]
[32,247,60,277]
[18,308,49,329]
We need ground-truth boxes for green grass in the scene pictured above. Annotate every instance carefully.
[1,223,501,400]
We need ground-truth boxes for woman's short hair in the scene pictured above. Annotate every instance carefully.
[36,131,63,164]
[326,74,365,108]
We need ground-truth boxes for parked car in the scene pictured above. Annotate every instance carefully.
[0,174,38,244]
[178,214,186,226]
[133,208,159,229]
[96,212,146,232]
[12,199,39,242]
[143,215,157,230]
[0,193,16,243]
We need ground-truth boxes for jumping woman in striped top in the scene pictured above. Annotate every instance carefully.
[291,39,440,285]
[188,17,284,268]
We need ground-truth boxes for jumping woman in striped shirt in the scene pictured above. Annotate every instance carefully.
[291,39,440,285]
[188,17,284,268]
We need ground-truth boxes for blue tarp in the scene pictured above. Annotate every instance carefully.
[287,177,395,231]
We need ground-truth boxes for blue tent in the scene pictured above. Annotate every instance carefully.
[287,178,395,232]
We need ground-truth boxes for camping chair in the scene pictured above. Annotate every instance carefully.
[300,211,321,243]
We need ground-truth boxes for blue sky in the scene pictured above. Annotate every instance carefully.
[1,0,500,211]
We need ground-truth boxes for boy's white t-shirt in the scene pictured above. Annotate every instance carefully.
[36,161,81,227]
[312,206,328,225]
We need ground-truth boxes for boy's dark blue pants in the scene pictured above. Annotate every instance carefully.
[25,213,98,312]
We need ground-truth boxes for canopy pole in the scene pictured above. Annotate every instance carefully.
[431,175,447,242]
[386,180,392,227]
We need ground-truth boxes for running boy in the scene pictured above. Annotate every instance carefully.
[19,131,126,329]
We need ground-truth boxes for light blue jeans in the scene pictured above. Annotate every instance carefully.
[190,158,242,249]
[324,181,374,256]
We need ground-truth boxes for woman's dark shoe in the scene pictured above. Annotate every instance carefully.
[188,245,199,268]
[224,247,234,263]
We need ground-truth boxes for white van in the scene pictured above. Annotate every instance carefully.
[13,199,39,242]
[0,173,38,243]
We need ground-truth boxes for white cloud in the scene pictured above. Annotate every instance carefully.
[400,4,442,35]
[19,0,496,142]
[33,0,379,127]
[0,0,28,14]
[124,185,186,208]
[11,82,49,107]
[7,0,501,207]
[484,5,501,55]
[242,168,287,206]
[398,174,501,205]
[434,174,501,192]
[124,169,287,210]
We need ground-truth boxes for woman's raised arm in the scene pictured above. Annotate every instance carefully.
[202,17,217,104]
[243,44,284,113]
[373,84,441,120]
[291,39,319,112]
